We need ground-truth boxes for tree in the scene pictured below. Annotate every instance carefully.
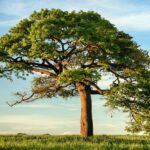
[0,9,149,137]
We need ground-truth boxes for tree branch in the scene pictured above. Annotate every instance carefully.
[6,93,35,107]
[83,79,108,95]
[108,68,129,81]
[42,59,59,74]
[64,46,76,59]
[7,56,59,74]
[33,68,57,77]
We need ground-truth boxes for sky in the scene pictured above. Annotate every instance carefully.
[0,0,150,135]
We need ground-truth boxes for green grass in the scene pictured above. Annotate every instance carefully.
[0,134,149,150]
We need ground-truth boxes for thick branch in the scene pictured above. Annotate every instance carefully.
[83,79,108,95]
[8,56,59,74]
[42,59,59,74]
[89,90,102,94]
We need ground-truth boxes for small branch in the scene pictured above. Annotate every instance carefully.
[65,46,76,59]
[6,93,35,107]
[82,59,96,68]
[33,68,57,77]
[112,77,120,86]
[57,39,65,51]
[108,68,129,81]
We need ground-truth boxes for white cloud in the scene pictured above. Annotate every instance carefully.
[0,0,150,32]
[0,115,77,126]
[110,13,150,31]
[61,131,73,135]
[0,3,23,16]
[0,114,127,135]
[0,115,79,134]
[14,104,54,108]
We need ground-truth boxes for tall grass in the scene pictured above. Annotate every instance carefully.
[0,134,149,150]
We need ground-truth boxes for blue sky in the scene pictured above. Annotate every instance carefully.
[0,0,150,135]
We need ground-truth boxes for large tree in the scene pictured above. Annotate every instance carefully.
[0,9,149,137]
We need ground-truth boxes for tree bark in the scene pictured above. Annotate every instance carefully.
[77,82,93,137]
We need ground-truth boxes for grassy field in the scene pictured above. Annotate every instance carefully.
[0,134,149,150]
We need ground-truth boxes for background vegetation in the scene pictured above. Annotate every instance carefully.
[0,134,150,150]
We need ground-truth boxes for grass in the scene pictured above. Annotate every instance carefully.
[0,134,150,150]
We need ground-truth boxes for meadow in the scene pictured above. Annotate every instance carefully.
[0,134,149,150]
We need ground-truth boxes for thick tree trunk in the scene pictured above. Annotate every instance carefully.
[77,83,93,137]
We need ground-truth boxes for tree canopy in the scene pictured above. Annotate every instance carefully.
[0,9,149,134]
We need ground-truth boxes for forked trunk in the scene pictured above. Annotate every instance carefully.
[77,83,93,137]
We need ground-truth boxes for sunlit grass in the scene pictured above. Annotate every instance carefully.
[0,134,149,150]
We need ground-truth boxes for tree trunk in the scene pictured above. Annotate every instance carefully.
[77,82,93,137]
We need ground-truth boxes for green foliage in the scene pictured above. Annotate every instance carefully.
[106,70,150,109]
[125,112,150,135]
[0,9,148,78]
[105,69,150,134]
[58,68,101,84]
[0,135,150,150]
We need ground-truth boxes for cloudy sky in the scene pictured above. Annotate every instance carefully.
[0,0,150,135]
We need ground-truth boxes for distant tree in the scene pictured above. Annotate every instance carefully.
[0,9,149,137]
